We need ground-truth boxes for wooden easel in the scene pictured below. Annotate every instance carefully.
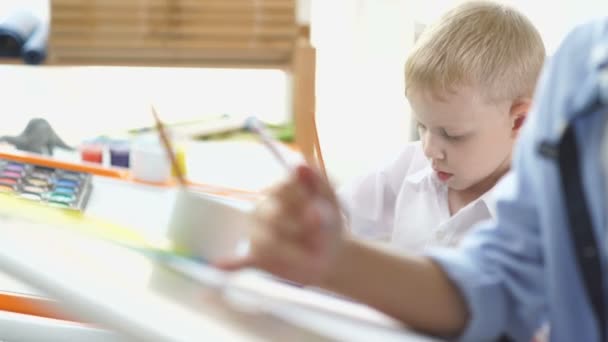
[48,0,325,175]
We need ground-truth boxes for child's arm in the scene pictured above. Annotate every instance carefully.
[322,237,468,336]
[218,165,468,337]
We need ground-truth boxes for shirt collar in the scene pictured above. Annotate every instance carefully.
[404,165,497,218]
[475,187,496,218]
[404,165,432,185]
[561,36,608,127]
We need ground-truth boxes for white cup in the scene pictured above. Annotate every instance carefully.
[167,189,252,261]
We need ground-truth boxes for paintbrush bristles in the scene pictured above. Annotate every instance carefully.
[151,106,187,187]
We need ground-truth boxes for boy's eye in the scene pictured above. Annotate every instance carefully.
[442,130,465,141]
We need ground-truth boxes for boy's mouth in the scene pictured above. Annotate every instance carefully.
[435,170,453,181]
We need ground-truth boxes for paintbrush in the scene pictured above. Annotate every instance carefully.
[244,117,292,172]
[151,106,187,187]
[245,117,338,233]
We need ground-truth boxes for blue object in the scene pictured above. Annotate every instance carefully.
[56,179,79,188]
[109,143,130,168]
[426,19,608,341]
[0,10,39,58]
[53,186,76,195]
[22,20,48,65]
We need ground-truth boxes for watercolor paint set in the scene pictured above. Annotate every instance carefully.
[0,158,93,211]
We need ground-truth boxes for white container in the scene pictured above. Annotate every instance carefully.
[130,134,172,183]
[167,189,252,261]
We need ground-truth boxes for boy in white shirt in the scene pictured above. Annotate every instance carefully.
[339,1,546,251]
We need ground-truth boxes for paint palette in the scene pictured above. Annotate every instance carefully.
[0,159,93,211]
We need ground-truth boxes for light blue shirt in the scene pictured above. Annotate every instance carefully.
[428,18,608,341]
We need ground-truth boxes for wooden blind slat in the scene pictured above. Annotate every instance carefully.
[52,1,295,12]
[52,27,296,37]
[49,0,297,66]
[52,14,295,25]
[52,38,292,49]
[50,48,291,65]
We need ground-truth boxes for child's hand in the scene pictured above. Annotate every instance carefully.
[216,165,346,286]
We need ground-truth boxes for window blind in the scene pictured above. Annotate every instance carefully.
[49,0,298,66]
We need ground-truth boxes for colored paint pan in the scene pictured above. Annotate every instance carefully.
[0,178,17,186]
[33,166,55,173]
[53,186,75,195]
[30,171,51,180]
[22,185,45,194]
[0,185,14,192]
[4,164,24,172]
[24,178,49,187]
[58,173,81,182]
[49,193,74,204]
[56,179,79,188]
[1,171,22,179]
[21,192,41,201]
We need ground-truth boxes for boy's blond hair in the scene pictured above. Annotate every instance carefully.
[405,1,545,102]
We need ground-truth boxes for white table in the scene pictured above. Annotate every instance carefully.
[0,141,438,341]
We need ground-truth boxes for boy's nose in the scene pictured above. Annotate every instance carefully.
[422,133,445,160]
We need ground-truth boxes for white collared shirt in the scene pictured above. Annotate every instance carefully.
[338,141,496,252]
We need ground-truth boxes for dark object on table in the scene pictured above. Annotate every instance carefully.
[0,118,74,156]
[0,10,39,58]
[22,20,48,64]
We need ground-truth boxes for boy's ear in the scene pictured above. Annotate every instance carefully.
[509,98,532,135]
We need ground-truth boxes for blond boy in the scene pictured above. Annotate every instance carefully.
[339,1,545,251]
[218,1,558,340]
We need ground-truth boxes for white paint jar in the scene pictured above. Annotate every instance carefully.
[130,134,172,183]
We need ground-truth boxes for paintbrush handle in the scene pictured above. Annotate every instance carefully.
[246,117,292,172]
[151,107,187,187]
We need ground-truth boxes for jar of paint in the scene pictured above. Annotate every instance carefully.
[80,144,103,164]
[109,142,130,168]
[130,134,172,183]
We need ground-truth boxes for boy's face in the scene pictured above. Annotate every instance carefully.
[408,87,519,193]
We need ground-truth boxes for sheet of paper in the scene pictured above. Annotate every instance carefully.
[0,217,287,341]
[164,263,436,342]
[224,271,437,342]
